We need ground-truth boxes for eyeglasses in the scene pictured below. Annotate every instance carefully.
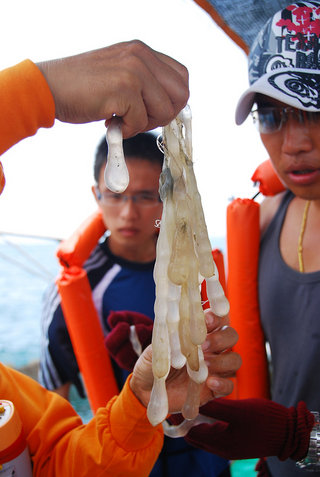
[251,106,320,134]
[95,188,161,207]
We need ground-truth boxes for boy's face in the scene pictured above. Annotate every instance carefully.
[257,96,320,201]
[93,158,162,258]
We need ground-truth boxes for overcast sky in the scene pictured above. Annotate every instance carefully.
[0,0,267,241]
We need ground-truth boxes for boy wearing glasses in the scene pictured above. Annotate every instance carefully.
[40,132,163,400]
[39,132,230,477]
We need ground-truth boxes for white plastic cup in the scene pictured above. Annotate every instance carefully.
[0,400,33,476]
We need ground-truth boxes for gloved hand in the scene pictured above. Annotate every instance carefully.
[104,310,153,371]
[185,398,314,462]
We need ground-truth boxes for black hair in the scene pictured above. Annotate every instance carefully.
[93,131,163,183]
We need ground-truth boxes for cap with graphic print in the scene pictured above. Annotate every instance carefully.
[236,2,320,125]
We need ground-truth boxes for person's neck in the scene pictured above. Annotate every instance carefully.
[297,196,320,215]
[310,198,320,212]
[108,236,157,263]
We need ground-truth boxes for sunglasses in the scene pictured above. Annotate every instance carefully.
[251,106,320,134]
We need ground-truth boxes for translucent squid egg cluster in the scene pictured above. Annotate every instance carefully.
[147,105,229,426]
[105,109,229,428]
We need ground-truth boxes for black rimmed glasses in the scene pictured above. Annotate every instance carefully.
[95,188,161,207]
[251,106,320,134]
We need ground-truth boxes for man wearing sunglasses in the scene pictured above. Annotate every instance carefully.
[181,2,320,477]
[237,6,320,475]
[238,11,320,475]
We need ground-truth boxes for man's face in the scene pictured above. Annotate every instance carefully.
[93,158,162,256]
[257,96,320,200]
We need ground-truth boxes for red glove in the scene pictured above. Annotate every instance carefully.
[104,310,153,371]
[185,398,314,462]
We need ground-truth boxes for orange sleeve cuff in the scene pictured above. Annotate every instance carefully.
[109,375,164,451]
[0,59,55,156]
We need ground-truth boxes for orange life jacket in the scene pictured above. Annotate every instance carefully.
[227,159,285,399]
[55,210,119,413]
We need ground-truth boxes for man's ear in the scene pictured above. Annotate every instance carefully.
[92,185,100,204]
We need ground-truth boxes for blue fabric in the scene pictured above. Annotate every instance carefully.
[101,266,156,323]
[150,436,229,477]
[197,0,292,49]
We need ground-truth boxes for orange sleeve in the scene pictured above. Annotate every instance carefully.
[0,363,163,477]
[0,59,55,156]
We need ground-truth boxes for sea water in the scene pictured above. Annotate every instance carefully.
[0,235,93,422]
[0,236,59,367]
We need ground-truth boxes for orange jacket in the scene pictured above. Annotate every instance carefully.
[0,59,55,193]
[0,59,55,156]
[2,363,163,476]
[0,59,163,476]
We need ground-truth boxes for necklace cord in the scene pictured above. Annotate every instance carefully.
[298,200,311,273]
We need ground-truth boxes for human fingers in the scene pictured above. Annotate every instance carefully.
[199,349,241,401]
[123,43,189,133]
[205,374,235,398]
[104,41,189,136]
[202,323,238,356]
[130,345,153,407]
[150,48,189,88]
[206,349,242,379]
[204,309,230,333]
[198,368,236,403]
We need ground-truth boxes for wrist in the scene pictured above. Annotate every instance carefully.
[129,374,150,408]
[296,411,320,470]
[110,377,163,450]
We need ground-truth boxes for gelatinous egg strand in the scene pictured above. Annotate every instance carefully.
[147,105,229,427]
[104,117,129,193]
